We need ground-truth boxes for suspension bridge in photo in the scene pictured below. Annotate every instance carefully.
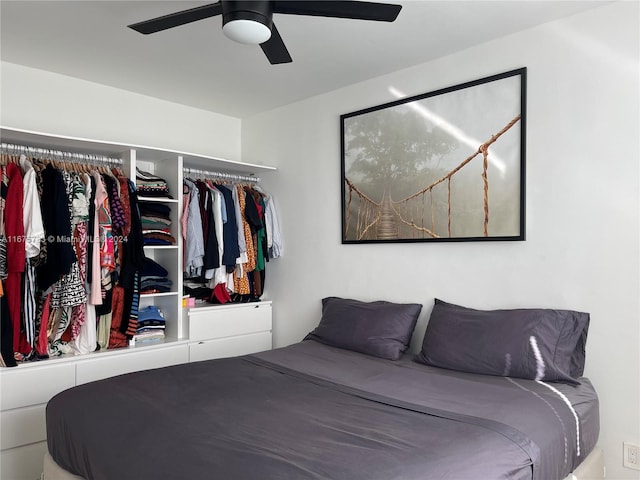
[344,115,520,241]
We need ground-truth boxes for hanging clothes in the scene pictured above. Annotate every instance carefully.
[181,171,281,304]
[21,156,45,350]
[0,145,149,363]
[119,271,140,339]
[262,189,283,259]
[0,275,17,367]
[34,294,51,358]
[232,185,249,266]
[70,222,89,340]
[0,166,7,282]
[96,171,116,274]
[104,174,126,237]
[183,179,205,277]
[72,173,97,356]
[118,178,145,290]
[244,187,267,299]
[117,179,145,339]
[206,183,225,282]
[245,187,267,271]
[215,184,240,273]
[49,171,86,310]
[200,184,220,279]
[0,162,16,366]
[181,184,190,268]
[108,285,128,349]
[36,164,76,292]
[234,185,255,295]
[5,162,30,355]
[68,173,90,341]
[20,155,45,259]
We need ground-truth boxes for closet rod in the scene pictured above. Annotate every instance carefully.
[183,167,259,184]
[0,142,123,165]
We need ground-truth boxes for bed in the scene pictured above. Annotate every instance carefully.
[44,298,601,480]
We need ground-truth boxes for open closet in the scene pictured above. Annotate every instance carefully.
[0,126,278,480]
[182,167,282,305]
[1,143,145,365]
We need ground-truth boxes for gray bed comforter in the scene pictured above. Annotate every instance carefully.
[46,341,599,480]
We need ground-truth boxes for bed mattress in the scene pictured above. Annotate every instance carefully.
[42,448,606,480]
[46,341,599,480]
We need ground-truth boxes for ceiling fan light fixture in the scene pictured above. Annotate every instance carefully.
[223,19,271,44]
[129,0,402,64]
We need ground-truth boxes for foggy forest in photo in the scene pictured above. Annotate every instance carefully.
[342,72,523,242]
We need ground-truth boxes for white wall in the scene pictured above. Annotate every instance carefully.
[243,2,639,479]
[0,61,242,161]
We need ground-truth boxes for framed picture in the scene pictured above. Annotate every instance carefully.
[341,68,526,244]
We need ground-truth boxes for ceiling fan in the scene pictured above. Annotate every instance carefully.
[128,1,402,65]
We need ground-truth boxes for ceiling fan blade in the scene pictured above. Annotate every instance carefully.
[272,1,401,22]
[260,23,292,64]
[128,2,224,34]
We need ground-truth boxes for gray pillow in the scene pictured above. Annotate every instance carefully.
[305,297,422,360]
[416,299,590,385]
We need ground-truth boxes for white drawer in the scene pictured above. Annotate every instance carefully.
[0,404,46,450]
[0,363,76,411]
[189,331,272,362]
[76,344,189,385]
[0,440,47,480]
[188,303,272,341]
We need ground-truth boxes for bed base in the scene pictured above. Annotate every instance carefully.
[43,447,605,480]
[564,447,605,480]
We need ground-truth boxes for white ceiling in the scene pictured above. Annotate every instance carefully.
[1,1,608,118]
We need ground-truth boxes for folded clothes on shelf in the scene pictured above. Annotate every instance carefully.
[136,168,172,198]
[134,306,166,342]
[143,232,177,246]
[137,305,166,326]
[133,330,165,344]
[139,205,172,216]
[141,257,169,278]
[141,277,173,293]
[140,258,173,294]
[138,202,172,219]
[141,218,172,230]
[138,202,176,245]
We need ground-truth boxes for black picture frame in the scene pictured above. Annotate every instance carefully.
[340,68,526,244]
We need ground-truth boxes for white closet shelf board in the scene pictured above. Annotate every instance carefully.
[0,338,190,371]
[0,127,277,175]
[140,292,179,298]
[137,196,179,203]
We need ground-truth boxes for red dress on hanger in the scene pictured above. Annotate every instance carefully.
[5,163,30,355]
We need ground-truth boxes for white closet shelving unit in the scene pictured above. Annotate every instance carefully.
[0,126,276,480]
[132,148,186,342]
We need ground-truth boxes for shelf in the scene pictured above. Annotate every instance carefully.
[187,300,272,313]
[4,338,190,370]
[140,291,179,298]
[0,126,277,175]
[137,196,179,203]
[129,336,175,348]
